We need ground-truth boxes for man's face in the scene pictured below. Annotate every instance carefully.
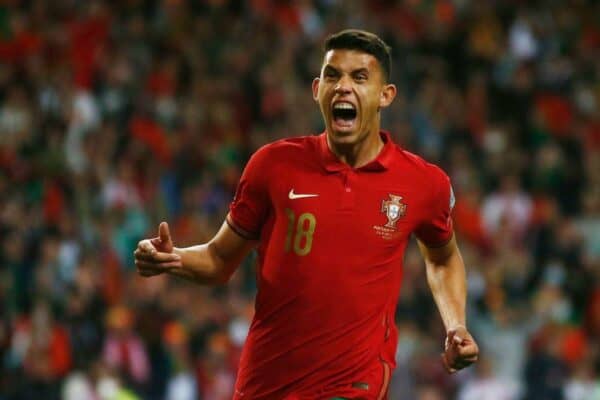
[312,49,396,146]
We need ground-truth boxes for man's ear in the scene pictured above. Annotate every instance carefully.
[312,77,320,101]
[379,83,397,108]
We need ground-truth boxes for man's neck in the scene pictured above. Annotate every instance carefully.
[327,129,384,168]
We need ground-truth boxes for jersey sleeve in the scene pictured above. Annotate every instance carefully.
[227,146,271,240]
[414,164,455,247]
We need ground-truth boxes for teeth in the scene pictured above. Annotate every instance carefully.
[333,102,355,110]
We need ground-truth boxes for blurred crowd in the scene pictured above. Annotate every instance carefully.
[0,0,599,399]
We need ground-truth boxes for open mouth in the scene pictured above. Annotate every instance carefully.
[332,102,357,128]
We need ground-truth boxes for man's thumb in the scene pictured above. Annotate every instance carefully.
[158,221,171,243]
[447,329,462,346]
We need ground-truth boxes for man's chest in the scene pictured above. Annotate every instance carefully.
[262,166,428,262]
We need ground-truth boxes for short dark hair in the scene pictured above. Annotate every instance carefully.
[324,29,392,81]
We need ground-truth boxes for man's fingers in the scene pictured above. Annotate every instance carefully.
[135,222,178,278]
[442,329,479,374]
[455,357,477,368]
[134,249,157,261]
[456,352,478,363]
[135,260,181,274]
[442,346,479,373]
[134,247,155,259]
[446,329,465,348]
[136,260,181,269]
[457,345,479,358]
[148,251,180,262]
[452,362,470,371]
[135,250,180,262]
[447,328,466,345]
[159,221,171,243]
[457,354,479,365]
[461,355,479,364]
[447,329,456,343]
[138,239,156,254]
[135,260,164,277]
[441,353,457,373]
[441,353,476,373]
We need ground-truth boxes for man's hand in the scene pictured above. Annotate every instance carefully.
[134,222,182,277]
[441,325,479,373]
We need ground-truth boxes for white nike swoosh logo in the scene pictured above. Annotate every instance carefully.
[288,189,319,199]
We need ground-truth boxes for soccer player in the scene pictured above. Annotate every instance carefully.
[134,29,479,399]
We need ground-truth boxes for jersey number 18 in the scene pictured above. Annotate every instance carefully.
[284,209,316,256]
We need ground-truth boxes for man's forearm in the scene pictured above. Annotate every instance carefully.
[171,243,231,285]
[425,246,467,330]
[165,220,255,285]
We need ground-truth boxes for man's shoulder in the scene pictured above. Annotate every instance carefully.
[392,147,447,180]
[252,135,318,160]
[260,135,318,152]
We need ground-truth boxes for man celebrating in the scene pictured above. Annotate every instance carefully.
[135,29,478,399]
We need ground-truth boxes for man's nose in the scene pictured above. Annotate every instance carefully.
[334,76,352,94]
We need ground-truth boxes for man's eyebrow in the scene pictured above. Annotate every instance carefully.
[351,68,369,75]
[323,65,370,75]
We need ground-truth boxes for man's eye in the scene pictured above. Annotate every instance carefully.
[355,75,367,81]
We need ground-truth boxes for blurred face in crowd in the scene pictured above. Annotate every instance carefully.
[312,49,396,147]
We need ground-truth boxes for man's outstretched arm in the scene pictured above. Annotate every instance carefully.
[134,216,256,285]
[417,234,479,373]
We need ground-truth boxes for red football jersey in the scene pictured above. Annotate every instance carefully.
[228,131,454,400]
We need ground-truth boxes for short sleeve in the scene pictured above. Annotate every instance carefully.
[414,165,455,247]
[227,147,270,240]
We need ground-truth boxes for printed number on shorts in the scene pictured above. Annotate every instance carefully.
[284,209,316,256]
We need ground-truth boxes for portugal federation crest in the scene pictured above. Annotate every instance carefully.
[381,194,407,229]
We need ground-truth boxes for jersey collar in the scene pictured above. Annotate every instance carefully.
[318,130,395,172]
